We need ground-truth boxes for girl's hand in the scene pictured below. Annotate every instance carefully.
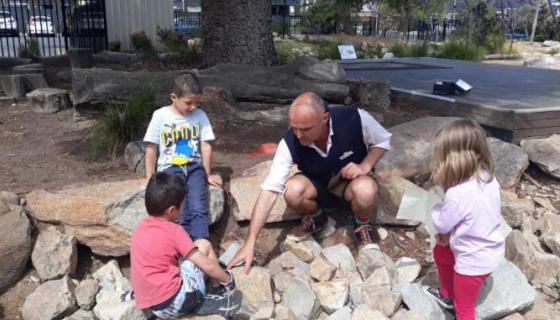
[207,174,223,187]
[436,233,450,246]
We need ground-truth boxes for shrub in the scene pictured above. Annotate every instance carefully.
[130,31,156,56]
[389,42,408,57]
[437,41,482,61]
[90,89,156,159]
[108,41,121,52]
[275,44,292,64]
[407,43,429,57]
[156,27,189,55]
[17,39,40,59]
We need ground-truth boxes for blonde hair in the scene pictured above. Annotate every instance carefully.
[431,119,494,190]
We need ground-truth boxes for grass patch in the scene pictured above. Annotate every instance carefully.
[90,89,157,159]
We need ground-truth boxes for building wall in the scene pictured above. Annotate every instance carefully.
[105,0,173,50]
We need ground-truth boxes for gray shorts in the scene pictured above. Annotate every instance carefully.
[151,258,206,320]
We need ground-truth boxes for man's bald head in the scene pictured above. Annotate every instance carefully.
[288,92,330,146]
[289,92,327,116]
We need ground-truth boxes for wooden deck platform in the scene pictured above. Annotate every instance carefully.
[342,58,560,142]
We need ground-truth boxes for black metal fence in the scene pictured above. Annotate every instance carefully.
[173,11,456,43]
[0,0,107,58]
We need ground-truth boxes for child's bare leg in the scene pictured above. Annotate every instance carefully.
[194,239,221,287]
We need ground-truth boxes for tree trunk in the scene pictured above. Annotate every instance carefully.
[546,0,560,39]
[201,0,276,66]
[530,0,541,42]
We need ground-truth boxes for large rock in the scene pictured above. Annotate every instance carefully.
[124,141,146,177]
[311,280,349,314]
[72,58,349,108]
[230,161,300,222]
[26,88,72,114]
[282,277,321,320]
[543,233,560,257]
[22,276,78,320]
[26,180,145,256]
[360,285,402,317]
[521,135,560,179]
[475,260,537,319]
[309,256,336,282]
[505,230,560,286]
[392,283,454,320]
[231,267,274,316]
[376,117,460,181]
[68,48,93,69]
[377,176,424,227]
[284,238,322,263]
[0,73,48,98]
[375,117,529,188]
[31,226,78,281]
[321,244,356,272]
[12,63,45,75]
[0,205,33,293]
[501,190,534,228]
[75,278,99,310]
[352,305,389,320]
[93,260,149,320]
[64,309,97,320]
[487,137,529,189]
[395,257,421,284]
[355,246,396,280]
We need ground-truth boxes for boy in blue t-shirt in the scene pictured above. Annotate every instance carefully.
[143,73,222,240]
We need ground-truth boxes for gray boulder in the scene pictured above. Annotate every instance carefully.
[322,244,356,272]
[93,260,149,320]
[63,309,97,320]
[0,73,48,98]
[476,260,537,319]
[124,141,145,177]
[22,276,78,320]
[282,277,321,320]
[488,138,529,189]
[31,226,78,281]
[392,283,454,320]
[26,88,72,114]
[0,205,33,293]
[231,266,274,316]
[0,190,19,206]
[521,134,560,179]
[376,117,460,181]
[75,278,99,310]
[355,246,396,280]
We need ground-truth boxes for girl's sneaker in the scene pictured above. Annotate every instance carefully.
[423,286,454,310]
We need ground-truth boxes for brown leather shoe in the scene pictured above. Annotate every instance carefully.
[354,224,380,249]
[286,213,328,242]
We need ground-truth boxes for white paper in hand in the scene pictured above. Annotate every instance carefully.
[396,187,442,248]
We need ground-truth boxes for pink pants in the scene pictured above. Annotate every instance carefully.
[433,245,489,320]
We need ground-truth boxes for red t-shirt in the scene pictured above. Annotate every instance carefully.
[130,216,196,309]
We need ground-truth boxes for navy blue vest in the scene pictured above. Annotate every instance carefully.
[284,107,367,182]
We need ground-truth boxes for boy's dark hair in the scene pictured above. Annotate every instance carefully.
[145,172,186,216]
[171,73,202,97]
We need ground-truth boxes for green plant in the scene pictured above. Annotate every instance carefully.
[90,89,156,159]
[389,42,408,57]
[108,41,121,52]
[437,41,482,61]
[17,39,40,59]
[549,48,560,56]
[130,31,156,56]
[548,276,560,302]
[157,27,189,55]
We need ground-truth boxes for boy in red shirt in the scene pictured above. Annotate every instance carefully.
[131,172,240,319]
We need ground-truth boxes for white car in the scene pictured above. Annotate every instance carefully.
[0,11,18,36]
[28,15,55,36]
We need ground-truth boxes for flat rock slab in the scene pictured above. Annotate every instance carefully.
[26,88,72,113]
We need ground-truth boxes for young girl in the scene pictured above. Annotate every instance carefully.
[424,120,505,320]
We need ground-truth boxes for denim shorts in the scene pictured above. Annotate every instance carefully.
[151,258,206,320]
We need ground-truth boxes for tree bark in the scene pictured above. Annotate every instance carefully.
[201,0,277,66]
[530,0,542,42]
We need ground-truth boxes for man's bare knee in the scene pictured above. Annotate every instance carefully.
[285,176,314,203]
[346,176,378,204]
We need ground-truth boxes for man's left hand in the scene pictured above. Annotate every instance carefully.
[340,162,370,180]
